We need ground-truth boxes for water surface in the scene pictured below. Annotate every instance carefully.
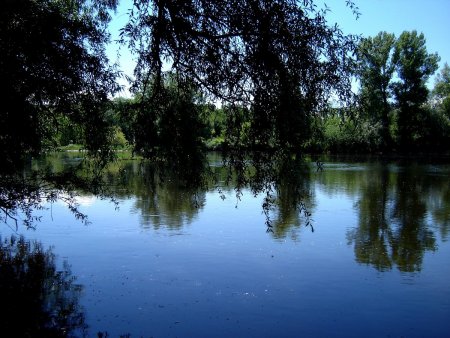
[3,155,450,337]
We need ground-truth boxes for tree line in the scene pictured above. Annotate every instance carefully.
[55,31,450,156]
[3,1,449,165]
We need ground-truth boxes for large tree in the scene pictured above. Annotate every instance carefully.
[122,0,357,151]
[356,32,396,150]
[0,0,119,226]
[392,30,439,149]
[0,0,119,173]
[121,0,358,209]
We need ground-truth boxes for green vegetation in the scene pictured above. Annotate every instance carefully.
[80,28,447,156]
[1,0,449,229]
[306,30,448,154]
[3,0,447,162]
[1,0,120,227]
[1,2,449,333]
[0,0,120,172]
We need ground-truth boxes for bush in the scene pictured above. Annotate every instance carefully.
[321,115,382,153]
[111,127,129,150]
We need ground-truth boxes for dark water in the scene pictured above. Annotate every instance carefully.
[3,154,450,337]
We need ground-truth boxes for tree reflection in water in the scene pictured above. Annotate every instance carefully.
[346,162,449,272]
[101,153,315,237]
[0,235,87,337]
[105,159,208,230]
[27,153,450,272]
[266,156,316,239]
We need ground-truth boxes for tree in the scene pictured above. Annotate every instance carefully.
[121,0,358,211]
[432,63,450,119]
[392,31,440,149]
[134,72,208,181]
[122,0,357,150]
[356,32,396,150]
[0,0,119,227]
[108,97,140,146]
[0,0,120,171]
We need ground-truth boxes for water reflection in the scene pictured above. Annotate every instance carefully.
[347,164,394,271]
[16,154,450,337]
[333,162,449,272]
[268,159,316,239]
[104,160,208,230]
[32,153,450,272]
[0,235,86,337]
[89,153,315,236]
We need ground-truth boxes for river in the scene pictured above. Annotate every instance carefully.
[2,153,449,337]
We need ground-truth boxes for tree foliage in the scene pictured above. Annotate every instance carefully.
[392,30,440,149]
[356,32,396,149]
[0,0,120,173]
[122,0,357,154]
[433,63,450,119]
[120,0,358,218]
[0,0,120,227]
[355,30,442,152]
[133,73,207,169]
[4,0,448,230]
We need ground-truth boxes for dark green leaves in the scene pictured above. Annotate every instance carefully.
[123,0,357,154]
[0,0,120,173]
[0,0,120,227]
[393,31,440,149]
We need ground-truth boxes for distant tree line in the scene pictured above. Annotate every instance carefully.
[69,29,448,156]
[57,30,450,156]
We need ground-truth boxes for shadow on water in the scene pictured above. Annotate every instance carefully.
[0,235,87,337]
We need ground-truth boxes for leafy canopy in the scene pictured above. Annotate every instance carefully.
[356,31,397,148]
[120,0,359,218]
[0,0,119,227]
[432,63,450,119]
[392,30,440,148]
[122,0,358,154]
[356,30,441,151]
[0,0,120,174]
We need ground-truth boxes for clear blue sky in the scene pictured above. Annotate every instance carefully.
[108,0,450,94]
[325,0,450,67]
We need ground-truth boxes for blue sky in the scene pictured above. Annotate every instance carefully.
[326,0,450,67]
[108,0,450,94]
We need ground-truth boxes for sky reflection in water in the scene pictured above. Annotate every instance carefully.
[3,155,450,337]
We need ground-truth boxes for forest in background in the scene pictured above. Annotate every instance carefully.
[59,30,449,155]
[55,29,450,157]
[2,0,449,167]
